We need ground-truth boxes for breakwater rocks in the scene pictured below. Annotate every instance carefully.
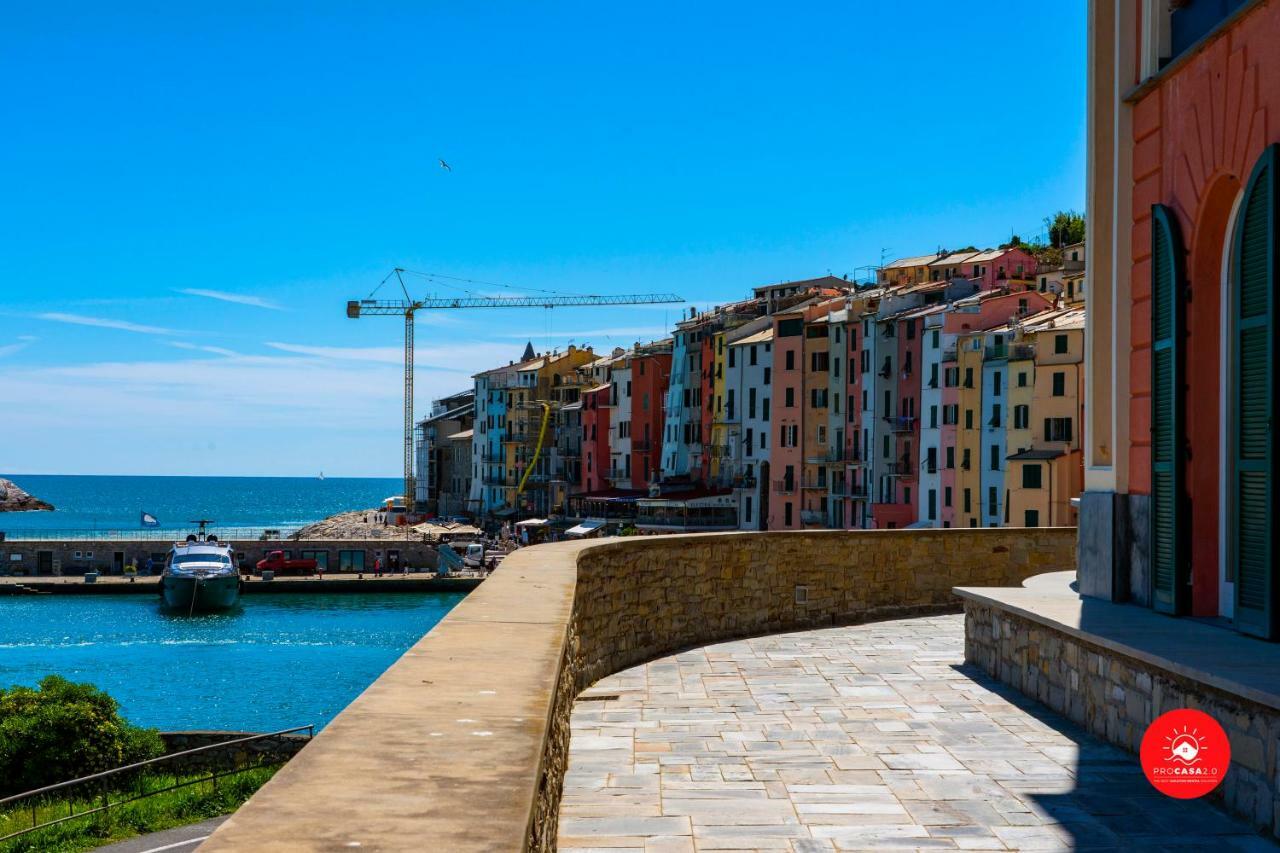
[0,478,53,512]
[292,510,416,540]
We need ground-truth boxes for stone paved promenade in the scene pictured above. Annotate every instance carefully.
[559,615,1275,852]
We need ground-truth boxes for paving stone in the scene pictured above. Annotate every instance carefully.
[557,615,1277,851]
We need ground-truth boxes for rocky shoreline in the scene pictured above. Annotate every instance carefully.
[292,510,417,540]
[0,478,54,512]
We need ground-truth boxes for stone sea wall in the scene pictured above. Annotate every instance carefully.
[535,528,1077,850]
[964,601,1280,837]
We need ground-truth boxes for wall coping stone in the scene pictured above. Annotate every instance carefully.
[955,574,1280,713]
[205,528,1075,852]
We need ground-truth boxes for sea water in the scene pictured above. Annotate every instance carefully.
[0,592,462,731]
[0,474,401,533]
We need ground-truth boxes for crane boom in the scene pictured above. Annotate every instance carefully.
[347,292,682,316]
[346,282,684,516]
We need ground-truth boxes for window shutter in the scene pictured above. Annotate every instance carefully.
[1232,145,1278,639]
[1150,204,1188,615]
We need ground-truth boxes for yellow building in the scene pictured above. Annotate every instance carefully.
[1005,309,1085,527]
[504,345,596,515]
[708,329,730,480]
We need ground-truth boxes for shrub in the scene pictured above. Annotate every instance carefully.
[0,676,164,797]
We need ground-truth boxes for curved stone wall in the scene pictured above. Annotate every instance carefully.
[204,528,1075,852]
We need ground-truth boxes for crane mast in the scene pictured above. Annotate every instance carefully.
[347,272,683,515]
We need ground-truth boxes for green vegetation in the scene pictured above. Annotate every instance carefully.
[0,676,164,798]
[0,766,277,853]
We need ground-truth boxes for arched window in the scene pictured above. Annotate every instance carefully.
[1231,144,1278,639]
[1150,204,1187,614]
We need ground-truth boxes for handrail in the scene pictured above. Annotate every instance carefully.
[0,725,314,842]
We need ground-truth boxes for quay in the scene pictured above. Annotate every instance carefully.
[0,572,482,595]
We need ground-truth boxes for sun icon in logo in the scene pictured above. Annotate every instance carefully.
[1164,726,1206,765]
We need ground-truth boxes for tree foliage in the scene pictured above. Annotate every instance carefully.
[1044,210,1086,248]
[0,676,164,797]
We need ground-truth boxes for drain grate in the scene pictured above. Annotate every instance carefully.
[578,693,621,702]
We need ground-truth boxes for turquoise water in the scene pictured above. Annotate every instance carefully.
[0,474,400,533]
[0,592,463,731]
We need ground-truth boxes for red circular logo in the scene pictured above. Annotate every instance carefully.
[1140,709,1230,798]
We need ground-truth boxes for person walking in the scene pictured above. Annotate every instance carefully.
[374,556,383,577]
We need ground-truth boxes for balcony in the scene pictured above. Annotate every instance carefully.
[941,348,958,363]
[805,447,846,464]
[984,345,1009,361]
[772,479,796,496]
[800,478,828,490]
[799,510,826,525]
[884,415,917,434]
[883,458,915,478]
[1010,343,1036,360]
[631,438,653,452]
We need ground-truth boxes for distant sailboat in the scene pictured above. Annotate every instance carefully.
[318,471,325,481]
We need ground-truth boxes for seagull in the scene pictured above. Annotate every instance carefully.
[439,159,452,172]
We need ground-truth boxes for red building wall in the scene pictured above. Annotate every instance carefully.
[630,352,671,489]
[1126,2,1280,615]
[581,385,612,493]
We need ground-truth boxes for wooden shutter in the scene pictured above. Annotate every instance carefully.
[1232,145,1278,639]
[1150,204,1188,614]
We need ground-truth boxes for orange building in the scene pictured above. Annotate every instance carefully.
[1085,0,1280,637]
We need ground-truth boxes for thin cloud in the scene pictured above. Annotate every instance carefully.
[166,341,241,358]
[178,288,282,311]
[0,338,34,357]
[265,342,403,364]
[495,325,671,341]
[36,312,181,336]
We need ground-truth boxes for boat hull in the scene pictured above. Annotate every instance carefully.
[161,575,241,612]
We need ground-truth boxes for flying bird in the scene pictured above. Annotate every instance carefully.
[439,159,452,172]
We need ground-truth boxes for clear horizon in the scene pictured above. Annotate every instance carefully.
[0,2,1086,477]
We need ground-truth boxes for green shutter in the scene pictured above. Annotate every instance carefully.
[1150,204,1188,614]
[1232,145,1278,639]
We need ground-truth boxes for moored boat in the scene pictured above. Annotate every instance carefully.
[160,521,241,613]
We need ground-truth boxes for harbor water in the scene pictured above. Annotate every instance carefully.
[0,591,463,731]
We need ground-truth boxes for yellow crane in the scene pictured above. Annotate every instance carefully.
[347,269,683,512]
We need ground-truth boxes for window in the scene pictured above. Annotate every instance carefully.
[785,387,795,408]
[750,346,758,366]
[748,388,757,418]
[745,428,754,456]
[1044,418,1074,442]
[989,444,1000,471]
[926,446,937,474]
[785,351,795,370]
[1052,371,1066,396]
[784,502,794,526]
[1018,370,1028,387]
[928,363,939,388]
[944,486,952,507]
[744,495,753,523]
[961,448,971,470]
[339,550,366,573]
[964,409,973,430]
[1013,405,1030,430]
[300,550,330,571]
[927,489,937,520]
[1022,464,1043,489]
[778,318,802,337]
[763,398,771,421]
[728,348,735,368]
[963,367,973,388]
[1054,334,1068,354]
[945,446,954,469]
[931,329,939,348]
[1024,509,1040,528]
[990,403,1001,428]
[906,320,916,340]
[764,367,771,385]
[987,486,997,517]
[963,488,971,513]
[929,405,938,428]
[993,373,1002,396]
[942,404,958,425]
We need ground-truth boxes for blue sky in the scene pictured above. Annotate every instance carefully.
[0,2,1086,477]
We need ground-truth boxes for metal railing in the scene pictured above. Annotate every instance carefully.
[0,726,314,844]
[0,526,303,543]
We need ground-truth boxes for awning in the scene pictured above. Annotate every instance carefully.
[515,517,550,527]
[565,518,606,538]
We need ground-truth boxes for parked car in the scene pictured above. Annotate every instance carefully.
[255,550,318,576]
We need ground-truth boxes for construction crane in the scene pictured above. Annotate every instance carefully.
[347,269,683,514]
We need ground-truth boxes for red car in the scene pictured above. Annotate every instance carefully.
[256,550,318,576]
